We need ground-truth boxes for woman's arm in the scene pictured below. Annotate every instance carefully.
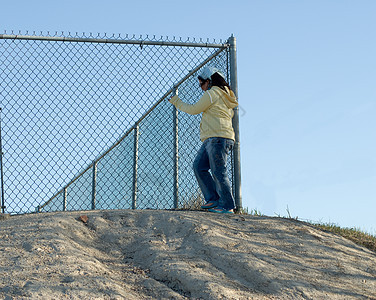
[169,91,213,115]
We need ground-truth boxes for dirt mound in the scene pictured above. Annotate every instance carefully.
[0,210,375,299]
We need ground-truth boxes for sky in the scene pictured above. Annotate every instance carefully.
[1,0,375,234]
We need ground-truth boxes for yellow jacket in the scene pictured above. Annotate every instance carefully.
[170,86,238,142]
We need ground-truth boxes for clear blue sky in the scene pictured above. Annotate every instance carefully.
[1,0,375,233]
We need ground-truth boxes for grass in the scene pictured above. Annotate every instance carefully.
[182,195,376,253]
[314,222,376,253]
[180,189,205,210]
[239,207,376,253]
[237,207,263,216]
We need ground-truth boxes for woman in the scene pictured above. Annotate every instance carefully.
[169,66,238,213]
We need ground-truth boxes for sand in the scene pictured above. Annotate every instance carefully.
[0,209,375,299]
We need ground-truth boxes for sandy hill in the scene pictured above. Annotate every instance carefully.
[0,210,375,299]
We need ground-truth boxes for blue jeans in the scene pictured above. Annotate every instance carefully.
[193,137,235,210]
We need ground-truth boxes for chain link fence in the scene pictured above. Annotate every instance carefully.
[0,31,240,214]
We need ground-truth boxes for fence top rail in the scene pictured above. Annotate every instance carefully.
[0,34,230,49]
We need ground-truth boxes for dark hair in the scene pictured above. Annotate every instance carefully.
[211,72,231,92]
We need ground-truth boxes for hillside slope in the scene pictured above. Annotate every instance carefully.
[0,210,375,299]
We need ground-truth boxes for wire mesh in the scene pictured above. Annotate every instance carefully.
[0,32,233,214]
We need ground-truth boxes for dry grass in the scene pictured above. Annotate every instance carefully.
[182,197,376,253]
[180,189,205,210]
[240,207,376,253]
[314,223,376,253]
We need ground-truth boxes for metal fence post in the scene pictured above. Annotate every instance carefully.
[63,187,67,211]
[0,108,5,214]
[132,125,139,209]
[91,162,97,210]
[229,35,242,210]
[173,88,179,209]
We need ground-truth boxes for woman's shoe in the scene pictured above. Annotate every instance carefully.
[208,207,234,214]
[201,201,218,209]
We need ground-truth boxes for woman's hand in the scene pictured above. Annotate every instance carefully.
[168,85,178,102]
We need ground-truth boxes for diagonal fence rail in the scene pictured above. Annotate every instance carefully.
[0,32,241,214]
